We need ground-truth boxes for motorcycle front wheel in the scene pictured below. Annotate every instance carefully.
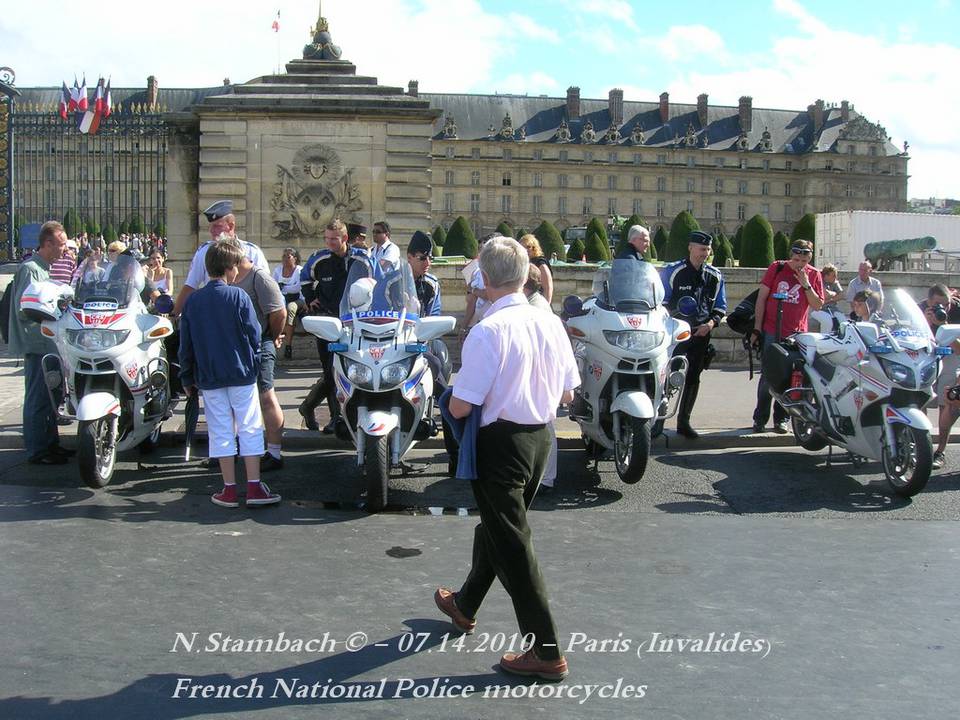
[613,416,650,485]
[78,418,117,488]
[363,432,391,513]
[881,424,931,498]
[791,417,828,451]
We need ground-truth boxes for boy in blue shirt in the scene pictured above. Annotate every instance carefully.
[179,240,281,507]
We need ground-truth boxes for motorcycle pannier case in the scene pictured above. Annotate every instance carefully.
[762,342,804,394]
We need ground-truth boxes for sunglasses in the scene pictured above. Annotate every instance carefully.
[791,248,812,256]
[413,254,432,262]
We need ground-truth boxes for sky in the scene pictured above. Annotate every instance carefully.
[2,0,958,200]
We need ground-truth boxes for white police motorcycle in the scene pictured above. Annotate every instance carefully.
[564,259,690,484]
[765,288,945,497]
[303,261,455,512]
[21,255,174,488]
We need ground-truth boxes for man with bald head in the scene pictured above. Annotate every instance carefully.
[844,260,883,314]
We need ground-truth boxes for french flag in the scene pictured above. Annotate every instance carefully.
[94,78,105,115]
[103,79,112,118]
[271,10,280,32]
[77,75,89,111]
[68,76,80,112]
[58,81,70,120]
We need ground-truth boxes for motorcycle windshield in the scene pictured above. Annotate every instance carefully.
[73,255,145,308]
[875,288,933,344]
[594,259,665,312]
[339,258,420,323]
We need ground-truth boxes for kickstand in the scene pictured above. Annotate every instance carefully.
[826,443,833,468]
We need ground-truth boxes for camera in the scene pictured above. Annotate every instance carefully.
[947,385,960,402]
[933,304,949,324]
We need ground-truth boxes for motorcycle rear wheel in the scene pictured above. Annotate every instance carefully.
[78,418,117,488]
[363,432,391,513]
[613,417,650,485]
[882,424,931,498]
[791,417,828,451]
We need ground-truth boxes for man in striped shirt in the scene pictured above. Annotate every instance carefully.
[48,238,78,285]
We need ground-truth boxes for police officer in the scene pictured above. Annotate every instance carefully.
[407,230,441,317]
[661,230,727,439]
[298,219,370,433]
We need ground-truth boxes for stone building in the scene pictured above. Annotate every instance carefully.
[2,14,908,265]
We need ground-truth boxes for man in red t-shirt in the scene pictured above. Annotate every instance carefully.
[750,240,824,433]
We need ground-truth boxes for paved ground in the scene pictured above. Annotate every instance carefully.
[1,348,959,718]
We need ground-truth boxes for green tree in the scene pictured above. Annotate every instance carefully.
[84,217,101,237]
[644,237,658,261]
[118,219,130,235]
[665,210,701,262]
[653,226,668,257]
[153,221,166,238]
[585,217,609,260]
[792,213,816,242]
[615,214,646,257]
[712,232,734,268]
[732,225,744,259]
[533,220,565,261]
[739,215,775,268]
[566,237,585,262]
[514,227,528,240]
[584,230,608,262]
[128,214,146,235]
[432,225,447,248]
[103,223,118,243]
[444,216,479,258]
[495,221,514,238]
[63,208,82,238]
[773,230,791,261]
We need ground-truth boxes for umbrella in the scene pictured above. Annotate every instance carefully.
[183,391,200,462]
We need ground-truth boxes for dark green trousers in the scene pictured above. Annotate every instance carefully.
[456,420,561,660]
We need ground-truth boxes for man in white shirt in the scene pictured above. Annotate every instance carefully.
[434,236,579,682]
[844,260,883,313]
[172,200,269,316]
[369,220,400,275]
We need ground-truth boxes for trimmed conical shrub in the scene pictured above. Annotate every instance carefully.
[739,215,775,268]
[566,237,585,262]
[653,226,668,257]
[584,230,608,262]
[665,210,701,262]
[444,216,479,258]
[432,225,447,248]
[773,230,790,261]
[63,208,82,238]
[792,213,816,242]
[712,233,734,267]
[533,220,565,262]
[496,221,514,238]
[732,225,744,259]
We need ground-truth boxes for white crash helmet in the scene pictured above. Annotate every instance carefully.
[20,280,73,323]
[348,277,376,311]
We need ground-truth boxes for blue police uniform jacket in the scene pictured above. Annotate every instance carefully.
[415,272,442,317]
[299,247,371,317]
[661,259,727,327]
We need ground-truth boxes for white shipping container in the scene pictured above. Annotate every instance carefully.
[815,211,960,269]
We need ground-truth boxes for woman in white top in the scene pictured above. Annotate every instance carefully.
[273,247,304,360]
[145,250,174,295]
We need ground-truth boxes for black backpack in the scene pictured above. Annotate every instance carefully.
[725,262,786,336]
[0,284,12,344]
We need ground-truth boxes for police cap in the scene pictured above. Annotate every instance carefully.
[347,222,367,238]
[408,230,434,257]
[202,200,233,222]
[689,230,712,246]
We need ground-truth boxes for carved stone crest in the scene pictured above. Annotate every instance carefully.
[604,124,621,143]
[631,125,645,144]
[271,144,362,241]
[839,115,888,142]
[442,114,458,139]
[499,112,514,140]
[555,119,571,143]
[685,122,697,147]
[581,120,596,144]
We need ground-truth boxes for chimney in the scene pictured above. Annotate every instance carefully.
[659,92,669,123]
[738,96,752,133]
[608,88,624,126]
[566,86,580,121]
[146,75,159,107]
[223,77,231,86]
[810,98,825,132]
[697,93,709,127]
[408,80,419,97]
[840,100,850,122]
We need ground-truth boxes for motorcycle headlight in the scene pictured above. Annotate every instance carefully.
[879,357,916,386]
[920,360,938,387]
[381,357,414,386]
[65,329,130,351]
[345,360,374,388]
[602,330,664,352]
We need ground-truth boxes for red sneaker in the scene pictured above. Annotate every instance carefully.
[499,649,569,681]
[246,481,281,507]
[211,484,239,508]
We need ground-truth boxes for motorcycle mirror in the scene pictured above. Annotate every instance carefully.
[154,294,174,315]
[562,295,584,318]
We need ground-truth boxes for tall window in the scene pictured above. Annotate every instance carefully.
[656,199,666,217]
[445,170,454,185]
[715,178,724,193]
[632,198,642,215]
[584,174,593,189]
[558,174,568,188]
[686,178,695,192]
[444,193,454,212]
[761,203,770,216]
[558,196,567,214]
[445,147,455,159]
[825,159,833,171]
[762,159,770,171]
[738,180,747,194]
[45,166,56,181]
[607,175,616,190]
[657,154,666,165]
[784,204,794,221]
[686,200,695,213]
[608,152,618,163]
[845,184,853,197]
[559,150,568,162]
[471,170,480,186]
[761,181,769,195]
[533,172,543,188]
[44,189,56,212]
[633,176,642,191]
[533,149,543,161]
[130,189,139,208]
[532,195,542,214]
[501,195,512,213]
[471,147,480,160]
[657,176,667,192]
[131,166,140,182]
[785,160,793,170]
[502,172,511,186]
[715,157,726,167]
[633,153,641,165]
[714,201,723,220]
[737,203,746,220]
[608,197,617,215]
[470,193,481,213]
[584,151,593,163]
[582,197,593,215]
[687,155,696,167]
[739,158,748,169]
[785,183,792,196]
[503,148,512,161]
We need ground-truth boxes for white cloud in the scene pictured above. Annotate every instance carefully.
[577,0,638,28]
[495,72,560,95]
[655,25,728,62]
[506,13,560,44]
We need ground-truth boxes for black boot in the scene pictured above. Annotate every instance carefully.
[676,384,700,439]
[298,380,324,432]
[321,388,340,435]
